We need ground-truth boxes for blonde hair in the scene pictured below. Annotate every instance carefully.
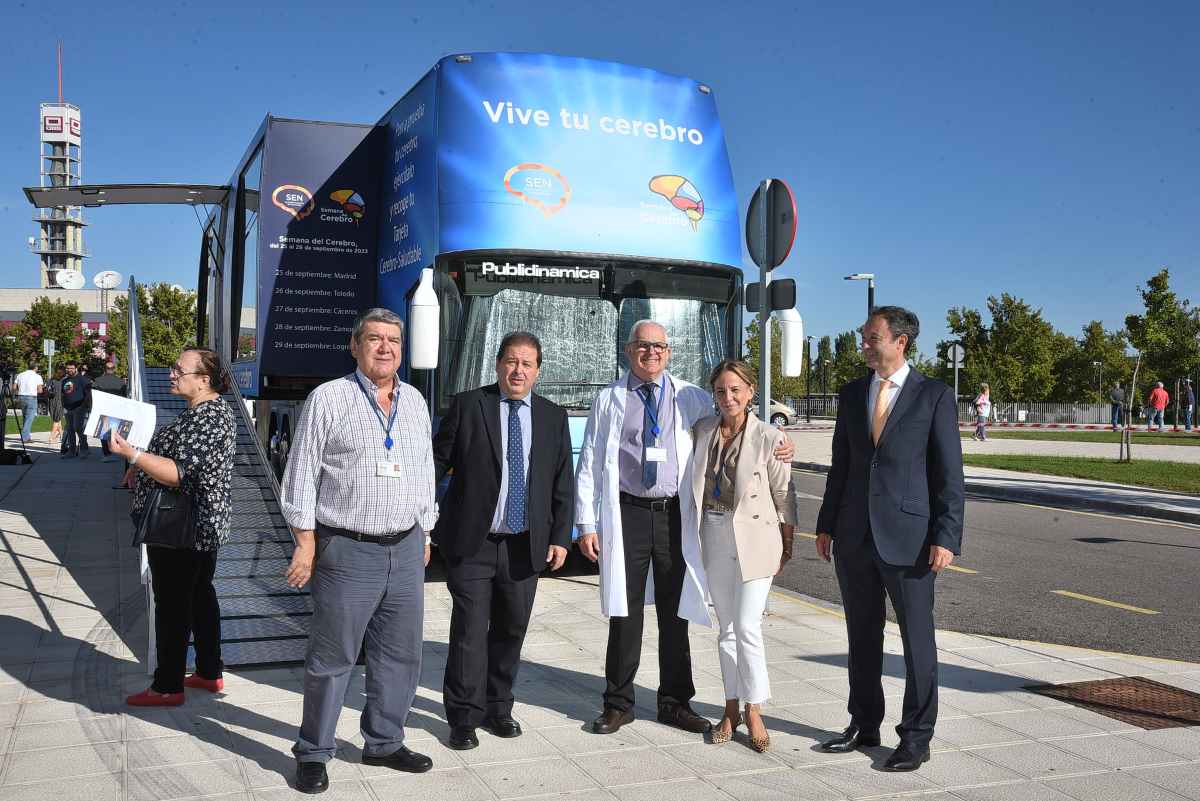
[708,359,757,391]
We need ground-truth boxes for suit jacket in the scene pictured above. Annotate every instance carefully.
[433,383,575,563]
[816,369,965,566]
[688,414,798,581]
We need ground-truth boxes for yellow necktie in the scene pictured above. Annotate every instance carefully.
[872,378,893,445]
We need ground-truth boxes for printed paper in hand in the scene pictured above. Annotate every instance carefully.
[86,390,158,450]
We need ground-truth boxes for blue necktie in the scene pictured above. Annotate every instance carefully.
[640,383,658,490]
[504,399,527,533]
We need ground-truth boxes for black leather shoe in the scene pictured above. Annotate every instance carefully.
[592,707,634,734]
[362,745,433,772]
[483,715,522,738]
[657,703,712,733]
[295,761,329,794]
[819,725,882,753]
[883,743,931,771]
[447,726,479,750]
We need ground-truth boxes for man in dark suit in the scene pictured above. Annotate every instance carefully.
[433,331,575,750]
[815,306,965,772]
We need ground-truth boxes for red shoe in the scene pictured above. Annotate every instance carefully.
[126,688,185,707]
[183,674,224,693]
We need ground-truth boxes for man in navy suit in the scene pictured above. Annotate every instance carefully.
[815,306,965,772]
[433,331,575,751]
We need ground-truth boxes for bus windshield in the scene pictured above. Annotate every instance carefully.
[442,264,738,410]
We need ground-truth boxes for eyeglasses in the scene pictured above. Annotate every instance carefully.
[630,341,670,353]
[169,364,204,377]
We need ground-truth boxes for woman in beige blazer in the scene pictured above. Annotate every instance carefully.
[688,359,796,751]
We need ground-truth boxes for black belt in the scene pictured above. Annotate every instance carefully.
[317,522,414,546]
[487,530,528,543]
[619,492,678,511]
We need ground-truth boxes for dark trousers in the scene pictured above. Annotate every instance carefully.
[444,532,539,728]
[63,406,89,455]
[147,546,223,694]
[603,498,694,712]
[1111,403,1123,428]
[834,530,939,748]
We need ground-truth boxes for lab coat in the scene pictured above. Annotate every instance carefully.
[575,371,713,627]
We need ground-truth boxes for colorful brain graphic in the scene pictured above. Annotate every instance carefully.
[330,189,366,222]
[649,175,704,231]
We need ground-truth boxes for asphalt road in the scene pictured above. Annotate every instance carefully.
[781,470,1200,662]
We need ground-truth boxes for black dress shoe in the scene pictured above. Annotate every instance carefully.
[362,745,433,772]
[295,761,329,794]
[883,743,931,771]
[657,703,712,733]
[819,725,882,753]
[482,715,522,738]
[447,726,479,750]
[592,707,634,734]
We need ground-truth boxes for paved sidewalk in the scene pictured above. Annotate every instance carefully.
[787,430,1200,524]
[1,438,1199,801]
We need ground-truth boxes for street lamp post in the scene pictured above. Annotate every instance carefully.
[822,359,832,416]
[1093,360,1102,412]
[845,273,876,316]
[805,335,815,423]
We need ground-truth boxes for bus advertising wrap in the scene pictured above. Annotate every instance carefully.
[376,69,440,315]
[435,53,741,266]
[257,119,378,379]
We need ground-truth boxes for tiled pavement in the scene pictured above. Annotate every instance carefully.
[1,436,1199,800]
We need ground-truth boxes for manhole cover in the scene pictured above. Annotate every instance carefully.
[1026,676,1200,729]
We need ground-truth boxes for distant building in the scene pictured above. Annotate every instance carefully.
[0,286,256,337]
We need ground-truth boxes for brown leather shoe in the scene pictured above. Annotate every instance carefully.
[592,707,634,734]
[658,703,712,733]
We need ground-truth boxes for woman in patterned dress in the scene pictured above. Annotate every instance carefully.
[108,347,236,707]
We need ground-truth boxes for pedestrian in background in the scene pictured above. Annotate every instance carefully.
[11,363,43,443]
[46,366,64,444]
[110,347,236,707]
[684,359,796,752]
[971,383,991,441]
[1109,383,1125,431]
[1182,379,1195,432]
[281,308,436,794]
[1146,382,1169,432]
[60,361,92,458]
[93,361,129,463]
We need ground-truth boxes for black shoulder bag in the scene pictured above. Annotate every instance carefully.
[131,463,198,549]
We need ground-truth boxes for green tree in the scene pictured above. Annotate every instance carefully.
[1124,268,1200,391]
[108,284,198,373]
[743,318,805,401]
[831,330,867,389]
[13,297,102,373]
[940,294,1075,402]
[1058,321,1132,403]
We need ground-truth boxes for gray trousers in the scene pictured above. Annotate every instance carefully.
[293,526,424,763]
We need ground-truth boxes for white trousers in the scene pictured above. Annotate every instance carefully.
[700,510,773,704]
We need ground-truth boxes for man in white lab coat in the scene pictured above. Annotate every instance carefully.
[575,319,793,735]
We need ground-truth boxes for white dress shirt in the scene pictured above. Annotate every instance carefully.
[866,361,911,428]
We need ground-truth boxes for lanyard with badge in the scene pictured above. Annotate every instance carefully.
[357,373,404,479]
[638,376,669,464]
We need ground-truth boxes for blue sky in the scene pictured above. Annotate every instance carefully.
[1,0,1196,355]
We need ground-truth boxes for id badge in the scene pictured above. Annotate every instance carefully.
[377,461,404,478]
[645,447,667,463]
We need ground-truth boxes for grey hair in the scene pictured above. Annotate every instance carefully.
[351,308,405,343]
[626,319,668,345]
[868,305,920,353]
[1155,381,1164,388]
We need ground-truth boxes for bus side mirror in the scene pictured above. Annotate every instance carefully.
[776,308,804,377]
[409,268,440,370]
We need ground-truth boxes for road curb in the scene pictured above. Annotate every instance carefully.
[791,461,1200,526]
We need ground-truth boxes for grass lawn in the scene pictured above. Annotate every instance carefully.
[4,415,52,435]
[961,429,1200,447]
[962,454,1200,495]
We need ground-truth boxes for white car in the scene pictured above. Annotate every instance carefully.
[767,398,797,427]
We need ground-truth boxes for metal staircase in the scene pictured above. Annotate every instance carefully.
[138,367,312,666]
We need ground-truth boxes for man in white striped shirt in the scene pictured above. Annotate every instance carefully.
[281,308,437,794]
